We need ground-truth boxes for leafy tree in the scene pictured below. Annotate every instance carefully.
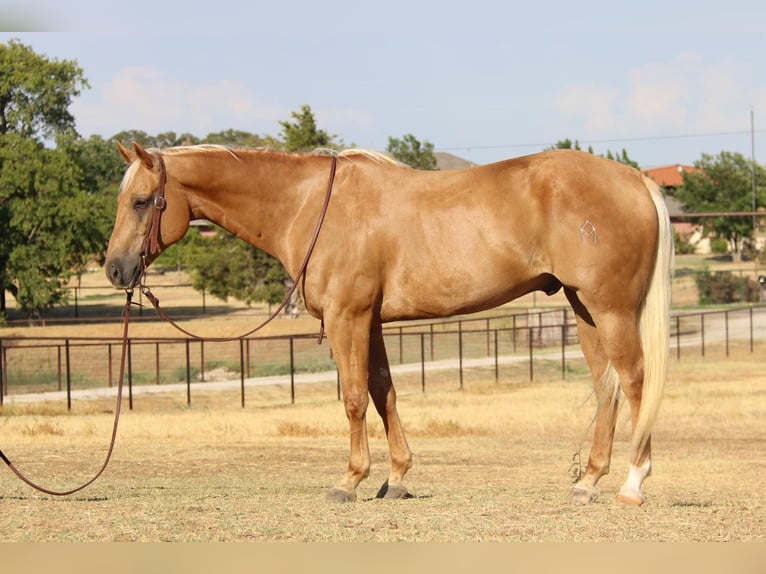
[673,151,766,261]
[183,227,288,307]
[387,133,438,170]
[110,129,157,148]
[202,129,269,148]
[545,138,639,168]
[0,39,95,319]
[546,138,590,152]
[604,148,639,169]
[0,39,89,139]
[278,104,341,152]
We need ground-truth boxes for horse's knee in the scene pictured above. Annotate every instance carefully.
[343,390,369,420]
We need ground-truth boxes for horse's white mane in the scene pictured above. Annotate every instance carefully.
[160,144,402,166]
[119,145,402,194]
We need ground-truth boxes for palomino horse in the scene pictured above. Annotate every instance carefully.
[105,143,672,506]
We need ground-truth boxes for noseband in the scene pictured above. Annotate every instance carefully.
[140,154,168,261]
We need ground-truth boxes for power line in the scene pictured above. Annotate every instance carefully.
[436,128,766,153]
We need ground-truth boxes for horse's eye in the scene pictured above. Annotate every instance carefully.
[134,198,150,210]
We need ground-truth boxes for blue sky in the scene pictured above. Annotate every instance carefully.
[2,0,765,168]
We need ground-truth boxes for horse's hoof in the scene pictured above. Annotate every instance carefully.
[376,480,413,500]
[616,487,644,506]
[572,484,599,504]
[326,487,357,504]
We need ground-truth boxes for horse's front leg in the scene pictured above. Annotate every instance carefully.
[325,312,373,503]
[367,324,412,499]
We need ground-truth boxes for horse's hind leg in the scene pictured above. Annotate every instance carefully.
[590,309,652,506]
[567,289,620,504]
[367,324,413,499]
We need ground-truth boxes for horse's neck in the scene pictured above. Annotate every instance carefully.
[177,151,324,275]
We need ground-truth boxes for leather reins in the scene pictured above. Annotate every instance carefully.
[0,290,134,496]
[0,154,337,496]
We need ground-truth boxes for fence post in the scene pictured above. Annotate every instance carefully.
[676,316,681,360]
[420,333,425,393]
[185,340,191,406]
[725,310,730,357]
[458,323,463,390]
[65,339,72,411]
[561,324,566,380]
[494,329,499,383]
[750,307,754,353]
[528,327,534,382]
[701,314,705,357]
[289,337,295,404]
[239,339,245,408]
[128,339,133,410]
[57,345,62,391]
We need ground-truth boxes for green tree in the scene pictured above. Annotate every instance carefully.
[387,133,438,170]
[278,104,341,152]
[183,227,288,307]
[0,39,95,319]
[202,129,269,148]
[673,151,766,261]
[546,138,639,168]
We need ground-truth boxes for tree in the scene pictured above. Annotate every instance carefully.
[673,151,766,261]
[278,104,341,152]
[387,133,438,170]
[546,138,639,168]
[202,129,269,148]
[0,39,89,140]
[0,39,96,319]
[183,227,289,307]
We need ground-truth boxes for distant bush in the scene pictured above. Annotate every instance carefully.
[695,269,761,304]
[710,237,729,255]
[673,230,696,255]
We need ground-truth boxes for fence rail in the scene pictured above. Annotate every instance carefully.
[1,306,764,410]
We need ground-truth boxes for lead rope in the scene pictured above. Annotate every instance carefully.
[0,290,134,496]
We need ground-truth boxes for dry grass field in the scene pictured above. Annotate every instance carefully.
[1,355,764,542]
[2,256,766,546]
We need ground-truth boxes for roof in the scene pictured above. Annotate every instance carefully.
[434,152,478,170]
[643,164,702,188]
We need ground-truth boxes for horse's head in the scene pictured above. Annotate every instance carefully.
[104,142,190,289]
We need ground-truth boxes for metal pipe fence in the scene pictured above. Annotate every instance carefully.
[1,305,764,410]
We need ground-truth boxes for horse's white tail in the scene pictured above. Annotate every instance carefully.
[632,176,674,454]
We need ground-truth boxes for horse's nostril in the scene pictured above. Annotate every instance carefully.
[108,263,122,285]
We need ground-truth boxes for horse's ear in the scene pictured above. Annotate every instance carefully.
[116,141,135,164]
[132,141,155,169]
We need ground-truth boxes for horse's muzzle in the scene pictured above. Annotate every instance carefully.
[106,258,141,289]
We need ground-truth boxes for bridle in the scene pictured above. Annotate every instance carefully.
[138,152,337,342]
[0,154,337,495]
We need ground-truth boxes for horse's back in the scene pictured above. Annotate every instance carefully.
[313,150,659,321]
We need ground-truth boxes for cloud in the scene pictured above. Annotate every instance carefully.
[550,53,763,138]
[73,66,286,137]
